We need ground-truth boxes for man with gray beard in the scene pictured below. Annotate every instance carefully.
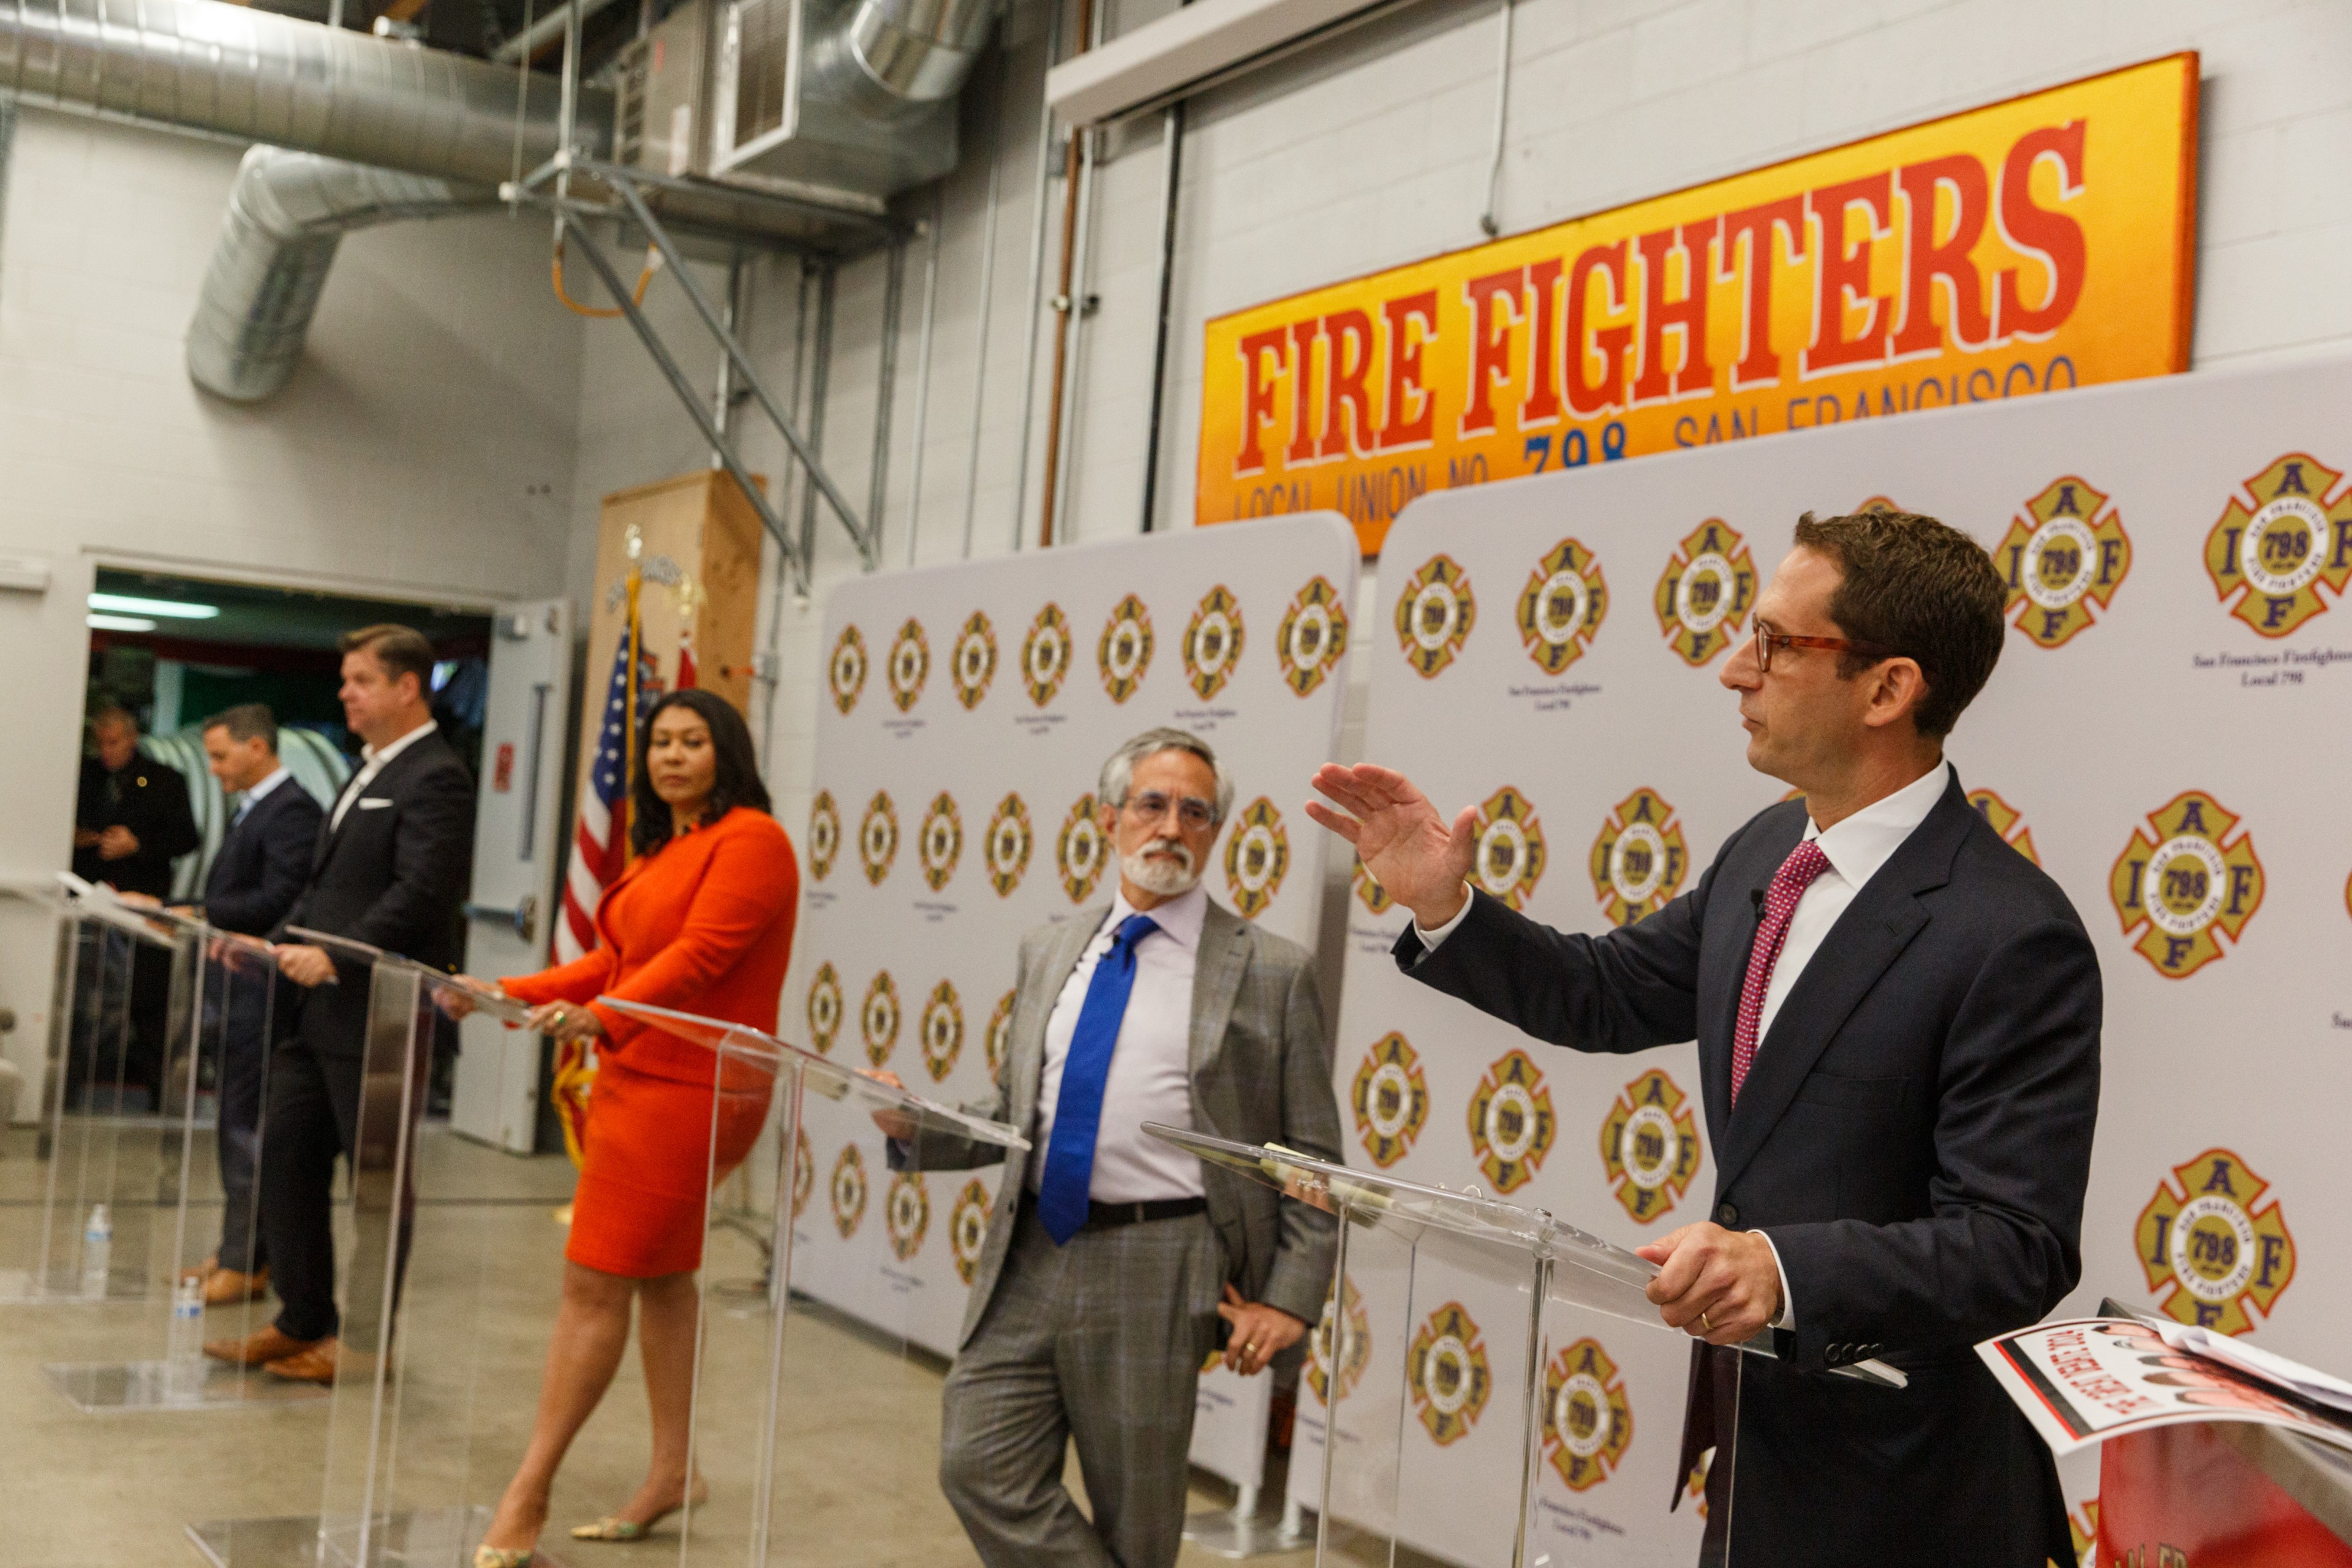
[871,727,1342,1568]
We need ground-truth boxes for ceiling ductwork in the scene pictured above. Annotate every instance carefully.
[189,149,494,402]
[0,0,595,184]
[0,0,605,399]
[627,0,1001,209]
[846,0,1001,105]
[0,0,1000,402]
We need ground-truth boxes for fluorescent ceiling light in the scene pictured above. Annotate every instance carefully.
[88,592,219,620]
[88,613,159,632]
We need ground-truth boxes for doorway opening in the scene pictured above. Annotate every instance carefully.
[75,568,497,1117]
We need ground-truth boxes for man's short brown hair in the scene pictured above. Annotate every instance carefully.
[1791,505,2006,740]
[339,624,436,695]
[203,703,279,751]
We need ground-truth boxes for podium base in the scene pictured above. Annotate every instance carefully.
[1182,1504,1316,1558]
[189,1508,571,1568]
[45,1358,329,1411]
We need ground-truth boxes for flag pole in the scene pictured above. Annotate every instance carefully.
[622,524,644,862]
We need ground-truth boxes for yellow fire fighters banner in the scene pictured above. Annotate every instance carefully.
[1197,53,2198,554]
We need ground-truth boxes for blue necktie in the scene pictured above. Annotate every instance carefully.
[1037,913,1159,1245]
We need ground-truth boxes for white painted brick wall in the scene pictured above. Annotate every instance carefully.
[0,107,588,1087]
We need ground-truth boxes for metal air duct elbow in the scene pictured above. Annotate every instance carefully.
[846,0,1001,105]
[187,148,494,402]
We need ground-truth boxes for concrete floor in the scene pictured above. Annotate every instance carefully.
[0,1118,1317,1568]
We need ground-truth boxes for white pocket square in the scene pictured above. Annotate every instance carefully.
[358,797,394,810]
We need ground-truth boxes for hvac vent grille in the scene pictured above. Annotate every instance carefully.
[732,0,793,149]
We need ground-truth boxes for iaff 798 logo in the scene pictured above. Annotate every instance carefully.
[2109,792,2263,979]
[2135,1147,2295,1335]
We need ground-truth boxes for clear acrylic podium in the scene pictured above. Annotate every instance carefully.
[191,927,536,1568]
[0,878,198,1305]
[32,885,320,1408]
[1147,1126,1905,1568]
[597,996,1031,1568]
[189,951,1028,1568]
[0,880,319,1405]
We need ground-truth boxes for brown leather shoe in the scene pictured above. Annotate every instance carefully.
[265,1337,377,1386]
[205,1324,320,1366]
[202,1266,270,1306]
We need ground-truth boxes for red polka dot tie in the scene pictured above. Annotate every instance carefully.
[1731,839,1833,1105]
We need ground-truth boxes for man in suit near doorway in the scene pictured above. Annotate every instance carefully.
[72,705,201,1095]
[205,625,473,1384]
[1308,507,2101,1567]
[185,703,323,1305]
[871,727,1343,1568]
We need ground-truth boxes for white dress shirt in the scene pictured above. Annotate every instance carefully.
[232,765,292,826]
[329,719,438,834]
[1415,761,1953,1328]
[1031,883,1208,1204]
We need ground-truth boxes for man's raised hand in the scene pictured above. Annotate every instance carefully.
[1305,764,1477,929]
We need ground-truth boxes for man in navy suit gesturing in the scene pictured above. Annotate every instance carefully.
[1308,507,2100,1566]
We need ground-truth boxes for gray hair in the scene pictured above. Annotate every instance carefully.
[203,703,279,750]
[1098,728,1234,826]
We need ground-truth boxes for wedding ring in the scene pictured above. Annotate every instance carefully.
[1700,1311,1713,1333]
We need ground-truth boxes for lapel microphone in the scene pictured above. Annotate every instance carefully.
[1750,887,1766,918]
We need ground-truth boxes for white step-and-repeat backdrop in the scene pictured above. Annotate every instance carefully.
[789,513,1359,1487]
[1286,355,2352,1566]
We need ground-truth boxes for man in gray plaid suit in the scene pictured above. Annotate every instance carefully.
[874,728,1342,1568]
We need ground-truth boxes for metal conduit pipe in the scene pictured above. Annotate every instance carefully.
[189,148,495,401]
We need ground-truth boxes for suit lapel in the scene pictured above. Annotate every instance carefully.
[1188,902,1248,1082]
[1010,912,1099,1137]
[1712,780,1972,1192]
[316,735,431,870]
[311,774,355,872]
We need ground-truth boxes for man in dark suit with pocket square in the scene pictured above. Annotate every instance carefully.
[183,703,324,1305]
[1309,507,2100,1567]
[205,625,472,1384]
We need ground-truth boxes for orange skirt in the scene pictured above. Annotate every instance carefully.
[566,1055,774,1278]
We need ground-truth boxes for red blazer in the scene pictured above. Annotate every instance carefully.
[503,805,799,1083]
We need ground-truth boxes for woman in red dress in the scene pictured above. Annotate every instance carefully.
[469,689,798,1566]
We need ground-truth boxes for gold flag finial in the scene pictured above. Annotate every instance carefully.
[625,522,644,562]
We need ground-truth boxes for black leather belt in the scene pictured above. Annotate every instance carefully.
[1025,1191,1207,1231]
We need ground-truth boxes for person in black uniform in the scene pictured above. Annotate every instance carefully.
[72,706,200,1095]
[202,625,473,1385]
[184,704,324,1305]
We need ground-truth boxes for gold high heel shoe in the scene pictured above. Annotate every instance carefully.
[570,1481,709,1543]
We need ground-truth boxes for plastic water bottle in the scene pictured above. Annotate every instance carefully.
[167,1275,205,1398]
[80,1204,111,1300]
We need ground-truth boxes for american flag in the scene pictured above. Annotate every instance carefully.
[557,628,646,962]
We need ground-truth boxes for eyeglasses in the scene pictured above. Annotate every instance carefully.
[1751,618,1896,674]
[1122,791,1218,832]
